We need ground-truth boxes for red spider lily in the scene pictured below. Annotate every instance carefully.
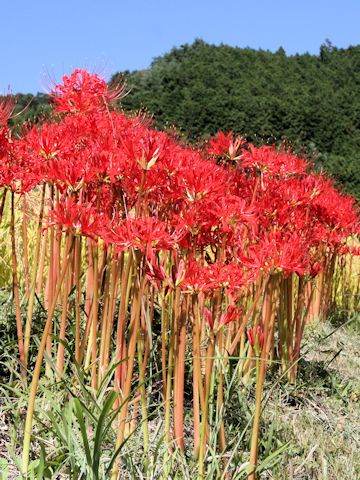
[203,301,241,332]
[145,250,186,293]
[204,307,214,329]
[210,195,258,236]
[308,260,322,278]
[184,260,250,294]
[47,196,104,240]
[247,325,264,355]
[339,245,360,256]
[119,126,166,171]
[242,231,308,276]
[179,159,228,203]
[145,256,168,291]
[241,144,308,176]
[171,259,186,287]
[103,216,183,254]
[206,131,245,161]
[6,68,360,480]
[219,304,241,326]
[51,69,126,114]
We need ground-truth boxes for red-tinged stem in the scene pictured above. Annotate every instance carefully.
[216,328,226,452]
[36,228,48,294]
[91,241,99,389]
[74,235,82,364]
[112,254,145,480]
[199,330,215,480]
[22,233,74,476]
[174,292,187,451]
[24,183,46,367]
[277,277,286,370]
[55,264,72,378]
[290,276,309,382]
[22,195,30,299]
[11,191,26,379]
[192,293,203,459]
[0,188,7,225]
[249,274,277,480]
[228,277,266,356]
[45,187,55,376]
[103,253,121,374]
[114,252,133,396]
[142,283,154,369]
[286,274,294,368]
[248,353,265,480]
[137,329,149,461]
[164,288,176,451]
[160,294,167,402]
[98,250,112,381]
[79,240,94,363]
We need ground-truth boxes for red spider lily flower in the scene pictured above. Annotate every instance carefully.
[103,217,183,254]
[219,304,241,326]
[211,195,258,235]
[308,260,321,278]
[145,256,169,291]
[0,136,41,193]
[171,259,186,287]
[206,131,245,161]
[179,159,228,203]
[242,144,308,176]
[247,325,264,355]
[203,304,241,331]
[183,260,251,294]
[242,231,308,276]
[119,127,165,171]
[204,307,214,329]
[47,196,104,240]
[51,69,126,114]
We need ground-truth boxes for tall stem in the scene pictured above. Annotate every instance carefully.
[248,275,276,480]
[111,253,145,480]
[24,183,46,365]
[22,233,73,475]
[173,294,187,451]
[11,191,26,379]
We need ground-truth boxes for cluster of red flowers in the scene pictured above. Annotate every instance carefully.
[1,69,359,302]
[3,70,359,475]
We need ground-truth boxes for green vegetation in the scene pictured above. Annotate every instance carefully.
[1,308,359,479]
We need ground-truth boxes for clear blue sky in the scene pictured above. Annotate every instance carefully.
[2,0,360,93]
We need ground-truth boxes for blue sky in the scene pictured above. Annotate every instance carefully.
[2,0,360,93]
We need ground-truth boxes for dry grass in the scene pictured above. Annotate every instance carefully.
[263,316,360,480]
[0,315,359,479]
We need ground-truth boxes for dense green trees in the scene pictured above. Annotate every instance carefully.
[111,39,360,197]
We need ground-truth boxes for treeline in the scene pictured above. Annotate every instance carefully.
[7,39,360,197]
